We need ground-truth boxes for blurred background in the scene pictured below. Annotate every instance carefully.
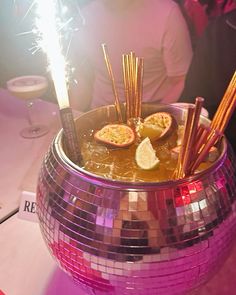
[0,0,93,102]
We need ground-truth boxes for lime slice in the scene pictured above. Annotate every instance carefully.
[135,137,160,170]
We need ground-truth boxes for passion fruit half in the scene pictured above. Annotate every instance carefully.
[94,124,135,148]
[139,112,176,141]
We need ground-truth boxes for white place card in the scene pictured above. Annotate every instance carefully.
[18,191,38,223]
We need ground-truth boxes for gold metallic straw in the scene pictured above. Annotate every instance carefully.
[174,105,195,179]
[211,71,236,130]
[122,52,144,121]
[102,43,123,123]
[190,129,221,173]
[183,97,204,175]
[122,54,130,121]
[219,87,236,133]
[137,58,144,118]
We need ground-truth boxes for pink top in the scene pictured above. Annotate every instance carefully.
[184,0,209,37]
[184,0,236,35]
[74,0,193,108]
[223,0,236,13]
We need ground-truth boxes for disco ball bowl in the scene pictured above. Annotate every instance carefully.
[36,104,236,295]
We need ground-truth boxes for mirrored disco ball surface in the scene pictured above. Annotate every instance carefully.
[36,105,236,295]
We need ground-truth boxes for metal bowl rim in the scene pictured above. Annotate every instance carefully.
[52,104,228,190]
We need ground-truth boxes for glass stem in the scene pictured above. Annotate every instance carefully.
[26,100,34,126]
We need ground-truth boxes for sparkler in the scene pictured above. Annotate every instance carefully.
[34,0,81,163]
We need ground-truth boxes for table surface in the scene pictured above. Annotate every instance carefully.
[0,87,60,222]
[0,214,88,295]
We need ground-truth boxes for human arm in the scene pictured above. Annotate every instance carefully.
[159,75,187,104]
[161,4,193,103]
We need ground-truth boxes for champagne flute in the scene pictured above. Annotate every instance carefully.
[7,75,49,138]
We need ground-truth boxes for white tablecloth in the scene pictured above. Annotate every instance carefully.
[0,214,88,295]
[0,87,60,222]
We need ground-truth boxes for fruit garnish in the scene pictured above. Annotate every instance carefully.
[138,123,163,141]
[135,137,160,170]
[139,112,175,141]
[94,124,135,147]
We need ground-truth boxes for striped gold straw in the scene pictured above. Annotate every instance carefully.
[122,52,143,122]
[211,71,236,130]
[102,43,123,123]
[137,58,144,118]
[173,105,195,179]
[122,54,130,121]
[182,97,204,175]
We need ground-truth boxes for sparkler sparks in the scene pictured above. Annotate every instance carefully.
[13,0,84,103]
[35,0,69,109]
[33,0,82,162]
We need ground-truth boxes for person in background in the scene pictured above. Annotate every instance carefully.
[173,0,196,47]
[183,0,236,39]
[183,0,209,38]
[69,0,193,111]
[222,0,236,13]
[180,6,236,150]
